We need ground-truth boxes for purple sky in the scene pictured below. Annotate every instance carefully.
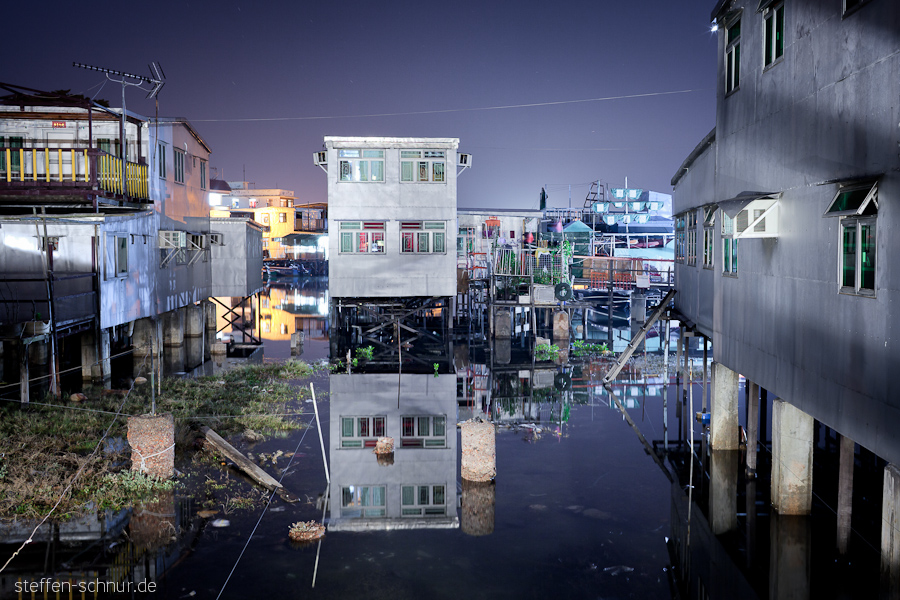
[5,0,717,210]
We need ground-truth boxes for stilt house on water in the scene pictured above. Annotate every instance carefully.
[315,137,469,370]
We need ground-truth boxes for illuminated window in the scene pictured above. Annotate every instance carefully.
[338,149,384,182]
[825,181,878,296]
[339,221,385,253]
[278,212,287,223]
[400,221,446,254]
[763,3,785,68]
[725,17,741,94]
[722,212,738,276]
[400,150,446,183]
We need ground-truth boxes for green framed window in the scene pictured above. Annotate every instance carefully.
[338,149,385,182]
[763,3,785,68]
[400,221,447,254]
[339,221,385,253]
[400,150,446,183]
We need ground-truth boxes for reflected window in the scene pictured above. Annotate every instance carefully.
[341,485,385,518]
[400,415,447,448]
[339,221,385,254]
[401,484,446,516]
[340,416,386,448]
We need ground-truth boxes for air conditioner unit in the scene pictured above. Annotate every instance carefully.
[313,151,327,166]
[457,153,472,167]
[159,230,187,248]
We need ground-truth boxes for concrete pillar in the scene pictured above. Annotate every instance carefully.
[28,339,49,365]
[494,309,511,339]
[81,330,97,382]
[185,336,203,370]
[710,362,740,451]
[184,303,204,338]
[461,479,495,537]
[164,343,185,375]
[630,291,646,352]
[127,412,175,479]
[771,398,814,515]
[552,310,568,345]
[837,434,855,556]
[769,514,810,600]
[98,328,112,385]
[19,341,29,404]
[746,380,760,476]
[709,449,739,535]
[205,299,217,332]
[881,464,900,598]
[746,477,758,570]
[461,419,496,482]
[163,308,185,347]
[494,339,511,365]
[132,317,156,359]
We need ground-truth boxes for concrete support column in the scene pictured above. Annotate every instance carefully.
[81,330,97,382]
[19,341,29,404]
[771,398,814,515]
[163,308,185,347]
[205,299,217,333]
[552,310,568,346]
[746,380,760,477]
[769,515,810,600]
[881,464,900,598]
[184,303,204,338]
[494,309,511,339]
[710,362,740,450]
[132,317,156,358]
[98,328,112,385]
[709,449,739,535]
[630,291,646,352]
[837,434,855,556]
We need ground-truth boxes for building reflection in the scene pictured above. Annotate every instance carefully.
[327,373,458,531]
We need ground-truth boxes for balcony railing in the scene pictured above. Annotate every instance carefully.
[0,147,149,201]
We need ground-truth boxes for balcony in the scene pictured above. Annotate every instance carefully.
[0,146,149,206]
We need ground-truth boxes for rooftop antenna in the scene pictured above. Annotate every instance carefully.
[73,61,165,200]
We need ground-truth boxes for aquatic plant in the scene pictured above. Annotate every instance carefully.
[355,345,374,361]
[535,343,560,362]
[572,340,611,358]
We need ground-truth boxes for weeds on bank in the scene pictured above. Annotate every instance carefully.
[0,359,315,521]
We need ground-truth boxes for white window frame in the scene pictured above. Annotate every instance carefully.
[341,485,386,518]
[340,416,387,449]
[401,484,447,517]
[703,207,715,269]
[763,2,785,69]
[686,210,697,267]
[278,212,287,223]
[400,415,447,448]
[400,150,446,183]
[675,213,686,264]
[338,149,385,182]
[400,221,446,254]
[722,211,738,276]
[174,149,185,184]
[839,217,876,297]
[725,16,741,94]
[339,221,386,254]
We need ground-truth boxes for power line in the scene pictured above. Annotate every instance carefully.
[190,88,707,123]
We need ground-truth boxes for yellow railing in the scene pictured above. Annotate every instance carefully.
[1,147,149,200]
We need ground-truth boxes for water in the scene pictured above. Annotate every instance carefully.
[0,279,886,599]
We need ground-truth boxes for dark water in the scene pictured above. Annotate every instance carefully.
[0,279,887,599]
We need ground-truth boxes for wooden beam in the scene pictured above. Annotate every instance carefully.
[200,426,299,502]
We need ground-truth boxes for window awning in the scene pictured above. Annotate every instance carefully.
[717,191,781,219]
[823,180,878,217]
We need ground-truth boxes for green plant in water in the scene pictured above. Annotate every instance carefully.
[572,339,610,357]
[355,346,374,361]
[535,343,560,361]
[433,363,440,377]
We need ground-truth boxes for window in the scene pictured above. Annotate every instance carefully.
[0,136,24,176]
[249,198,258,208]
[686,211,697,266]
[200,159,207,189]
[825,181,878,295]
[722,212,738,275]
[157,142,167,178]
[340,416,386,448]
[400,150,446,183]
[401,485,447,516]
[400,415,447,448]
[763,2,785,68]
[338,149,384,182]
[703,207,715,269]
[725,17,741,93]
[339,221,385,253]
[401,221,446,254]
[341,485,386,518]
[675,214,686,263]
[843,0,870,16]
[97,138,120,157]
[278,212,287,223]
[209,233,224,246]
[107,234,128,278]
[174,149,185,184]
[262,214,270,225]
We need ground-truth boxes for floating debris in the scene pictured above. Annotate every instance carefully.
[288,520,325,543]
[210,519,230,528]
[197,510,218,519]
[603,565,634,576]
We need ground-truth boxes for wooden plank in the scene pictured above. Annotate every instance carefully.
[200,426,299,502]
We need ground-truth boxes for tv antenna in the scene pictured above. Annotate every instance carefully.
[73,62,165,199]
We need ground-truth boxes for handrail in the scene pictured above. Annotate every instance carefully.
[0,147,149,201]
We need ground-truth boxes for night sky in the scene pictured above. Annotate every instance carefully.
[5,0,717,209]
